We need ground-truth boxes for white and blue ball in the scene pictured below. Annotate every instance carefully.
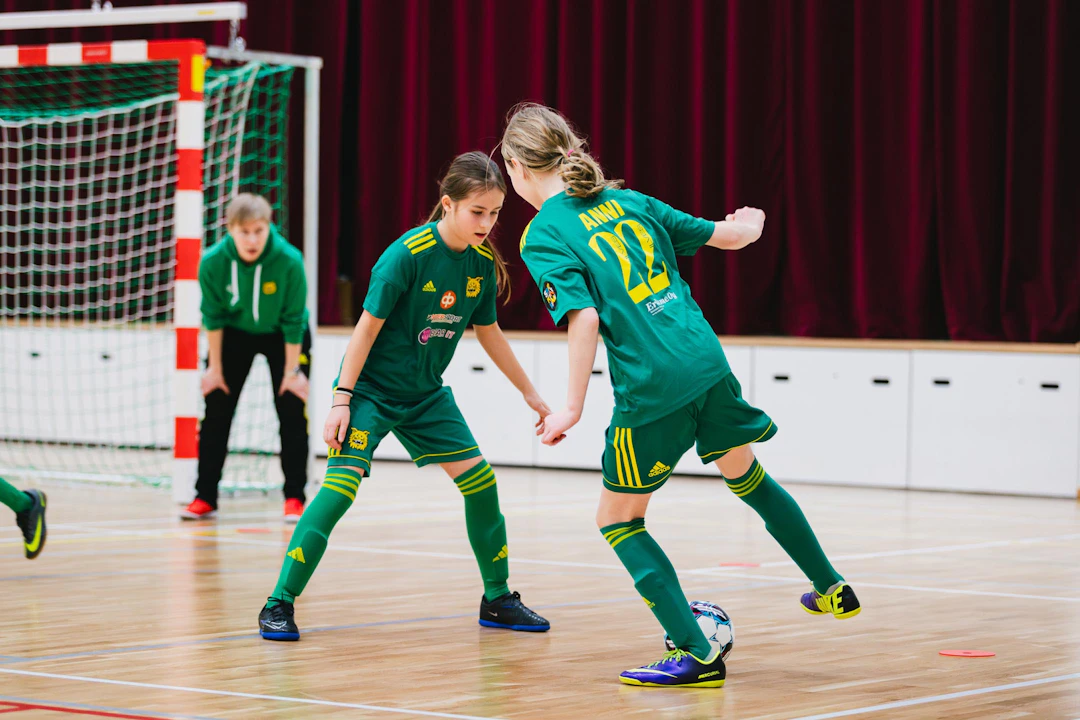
[664,600,734,660]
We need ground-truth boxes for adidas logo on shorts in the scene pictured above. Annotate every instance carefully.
[422,280,436,292]
[648,462,670,478]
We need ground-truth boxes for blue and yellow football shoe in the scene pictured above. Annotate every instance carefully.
[15,489,46,560]
[800,582,861,619]
[478,591,549,632]
[619,648,726,688]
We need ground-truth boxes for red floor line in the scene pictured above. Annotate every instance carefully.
[0,702,165,719]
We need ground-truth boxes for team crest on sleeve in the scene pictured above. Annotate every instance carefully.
[542,281,557,311]
[348,428,369,451]
[466,276,482,298]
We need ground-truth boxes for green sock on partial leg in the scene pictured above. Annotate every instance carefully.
[0,477,31,515]
[726,459,843,595]
[268,467,361,606]
[453,460,510,601]
[601,518,713,659]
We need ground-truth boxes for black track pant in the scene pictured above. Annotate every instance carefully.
[196,326,311,507]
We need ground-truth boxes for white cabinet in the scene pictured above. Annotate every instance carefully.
[750,348,910,488]
[532,340,614,471]
[910,351,1079,497]
[443,339,538,466]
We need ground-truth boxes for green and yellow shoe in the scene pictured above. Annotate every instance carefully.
[15,489,46,560]
[800,582,861,619]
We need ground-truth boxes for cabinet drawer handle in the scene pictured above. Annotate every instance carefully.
[773,374,789,382]
[1041,382,1059,391]
[933,378,951,386]
[872,377,890,385]
[591,369,604,376]
[471,365,485,373]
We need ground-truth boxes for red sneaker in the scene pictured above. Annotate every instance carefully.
[180,498,216,520]
[284,498,304,524]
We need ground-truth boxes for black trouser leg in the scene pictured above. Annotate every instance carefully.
[195,327,256,508]
[266,327,311,503]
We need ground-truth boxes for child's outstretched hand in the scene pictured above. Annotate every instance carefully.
[525,391,566,445]
[538,407,579,446]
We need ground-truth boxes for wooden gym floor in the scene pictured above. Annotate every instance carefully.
[2,461,1079,719]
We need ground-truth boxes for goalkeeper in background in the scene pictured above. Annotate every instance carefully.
[181,194,312,523]
[0,477,45,559]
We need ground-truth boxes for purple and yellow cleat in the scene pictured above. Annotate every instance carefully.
[619,648,726,688]
[801,582,861,619]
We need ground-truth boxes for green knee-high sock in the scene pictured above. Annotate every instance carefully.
[268,467,361,605]
[727,459,842,594]
[601,519,713,659]
[453,460,509,601]
[0,477,30,514]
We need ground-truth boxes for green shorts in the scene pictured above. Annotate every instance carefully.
[326,385,481,477]
[601,373,776,494]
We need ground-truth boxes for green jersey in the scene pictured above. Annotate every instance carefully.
[356,222,498,400]
[199,224,309,342]
[520,188,729,426]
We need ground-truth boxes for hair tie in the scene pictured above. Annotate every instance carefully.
[566,149,575,157]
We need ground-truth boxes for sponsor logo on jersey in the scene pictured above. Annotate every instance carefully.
[646,291,678,316]
[349,428,369,451]
[418,327,457,345]
[542,281,557,311]
[262,281,277,295]
[466,276,482,298]
[441,291,457,309]
[427,313,463,324]
[422,280,436,292]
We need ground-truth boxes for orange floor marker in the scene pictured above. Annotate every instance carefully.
[939,650,995,658]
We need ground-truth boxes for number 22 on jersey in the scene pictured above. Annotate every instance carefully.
[588,219,671,304]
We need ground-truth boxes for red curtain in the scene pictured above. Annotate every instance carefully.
[3,0,1077,341]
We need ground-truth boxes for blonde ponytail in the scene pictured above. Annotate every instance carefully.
[501,103,622,200]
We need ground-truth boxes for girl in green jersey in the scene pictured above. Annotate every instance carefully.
[501,104,859,687]
[259,152,553,640]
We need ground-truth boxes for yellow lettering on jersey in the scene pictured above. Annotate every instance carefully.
[580,201,626,232]
[600,201,624,219]
[579,213,599,231]
[588,207,613,225]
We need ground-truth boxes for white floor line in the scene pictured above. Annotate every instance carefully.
[0,668,503,720]
[786,672,1080,720]
[683,532,1080,574]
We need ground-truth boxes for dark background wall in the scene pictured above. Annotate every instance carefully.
[4,0,1077,341]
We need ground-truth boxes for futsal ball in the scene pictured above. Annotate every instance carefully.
[663,600,734,660]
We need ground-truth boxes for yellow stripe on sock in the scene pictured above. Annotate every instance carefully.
[460,478,498,496]
[608,527,647,549]
[323,480,359,497]
[324,473,361,488]
[456,468,495,493]
[454,462,492,488]
[726,463,764,494]
[603,526,632,542]
[324,477,359,492]
[728,464,766,497]
[321,483,355,502]
[625,428,643,488]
